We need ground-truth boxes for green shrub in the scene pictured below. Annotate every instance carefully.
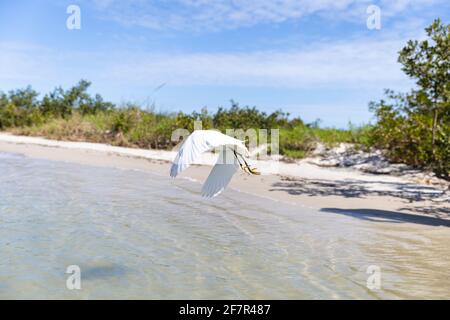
[370,19,449,179]
[0,82,379,163]
[279,124,317,158]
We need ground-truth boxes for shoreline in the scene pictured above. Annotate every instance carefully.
[0,132,448,220]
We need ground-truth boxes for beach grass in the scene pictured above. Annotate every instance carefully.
[3,84,372,158]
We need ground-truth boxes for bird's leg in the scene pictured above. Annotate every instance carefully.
[234,150,260,175]
[233,150,247,173]
[241,156,261,175]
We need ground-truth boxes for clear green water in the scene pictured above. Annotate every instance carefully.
[0,152,449,299]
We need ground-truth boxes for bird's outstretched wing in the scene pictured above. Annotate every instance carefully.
[201,147,240,198]
[170,130,247,178]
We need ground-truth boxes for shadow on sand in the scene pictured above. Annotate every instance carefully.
[270,177,445,201]
[320,208,450,228]
[270,177,449,219]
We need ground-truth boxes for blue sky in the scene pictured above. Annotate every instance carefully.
[0,0,449,127]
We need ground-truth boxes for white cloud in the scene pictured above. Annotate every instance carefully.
[88,0,444,31]
[0,42,56,82]
[106,39,410,89]
[0,36,412,92]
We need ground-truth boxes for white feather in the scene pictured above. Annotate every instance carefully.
[170,130,246,178]
[201,147,240,198]
[170,130,248,197]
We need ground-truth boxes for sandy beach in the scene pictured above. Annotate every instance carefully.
[0,132,448,221]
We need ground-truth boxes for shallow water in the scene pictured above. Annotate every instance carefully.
[0,151,449,299]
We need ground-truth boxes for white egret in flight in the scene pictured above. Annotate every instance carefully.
[170,130,260,197]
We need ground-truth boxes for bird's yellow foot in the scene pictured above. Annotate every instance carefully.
[248,167,261,175]
[242,165,261,175]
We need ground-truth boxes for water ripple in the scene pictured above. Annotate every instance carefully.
[0,152,449,299]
